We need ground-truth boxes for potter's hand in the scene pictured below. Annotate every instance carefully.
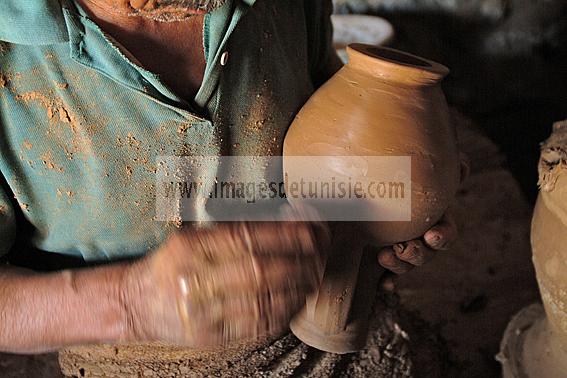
[121,221,328,347]
[376,155,468,274]
[376,211,458,274]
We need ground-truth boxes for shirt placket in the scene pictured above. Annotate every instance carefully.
[60,0,257,225]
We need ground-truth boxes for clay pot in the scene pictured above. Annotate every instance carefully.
[523,121,567,377]
[283,44,460,353]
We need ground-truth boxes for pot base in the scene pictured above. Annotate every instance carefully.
[290,315,367,354]
[498,303,567,378]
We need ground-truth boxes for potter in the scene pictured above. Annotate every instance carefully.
[0,0,457,365]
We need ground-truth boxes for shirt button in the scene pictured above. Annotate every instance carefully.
[220,51,229,66]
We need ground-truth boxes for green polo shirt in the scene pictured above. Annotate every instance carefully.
[0,0,339,261]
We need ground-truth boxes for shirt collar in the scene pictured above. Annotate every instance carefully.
[65,0,255,112]
[0,0,70,45]
[1,0,257,114]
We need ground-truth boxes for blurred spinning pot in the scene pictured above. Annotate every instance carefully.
[331,15,395,62]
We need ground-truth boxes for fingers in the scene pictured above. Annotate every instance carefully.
[185,271,308,345]
[146,218,331,347]
[175,228,325,347]
[185,254,322,302]
[423,212,458,250]
[242,221,328,259]
[377,247,414,274]
[377,239,436,274]
[187,221,328,265]
[209,288,306,322]
[393,240,436,266]
[190,289,306,347]
[376,211,458,274]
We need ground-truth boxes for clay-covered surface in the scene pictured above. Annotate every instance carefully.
[58,294,446,377]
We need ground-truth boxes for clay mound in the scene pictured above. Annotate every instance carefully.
[58,294,447,377]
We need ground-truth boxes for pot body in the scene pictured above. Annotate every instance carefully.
[532,189,567,352]
[284,45,460,245]
[283,45,459,353]
[526,122,567,376]
[531,123,567,355]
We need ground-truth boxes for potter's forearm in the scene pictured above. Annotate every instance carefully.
[0,262,130,353]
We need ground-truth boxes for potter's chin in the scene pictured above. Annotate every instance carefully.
[129,0,227,21]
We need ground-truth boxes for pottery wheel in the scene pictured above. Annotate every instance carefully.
[58,293,446,378]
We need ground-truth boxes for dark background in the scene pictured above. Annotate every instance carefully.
[336,0,567,202]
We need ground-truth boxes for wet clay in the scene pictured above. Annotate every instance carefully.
[527,120,567,377]
[283,44,460,353]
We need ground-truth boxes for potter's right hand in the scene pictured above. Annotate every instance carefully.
[121,221,328,347]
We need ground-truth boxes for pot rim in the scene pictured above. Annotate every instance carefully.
[347,44,450,86]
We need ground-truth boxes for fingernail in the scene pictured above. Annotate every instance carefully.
[393,244,405,255]
[425,233,441,247]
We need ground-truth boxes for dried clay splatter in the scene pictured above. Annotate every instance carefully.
[40,150,65,172]
[54,82,69,90]
[16,92,75,128]
[0,73,7,88]
[23,140,33,151]
[14,90,97,159]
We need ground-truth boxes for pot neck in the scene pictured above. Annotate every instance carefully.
[346,44,449,87]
